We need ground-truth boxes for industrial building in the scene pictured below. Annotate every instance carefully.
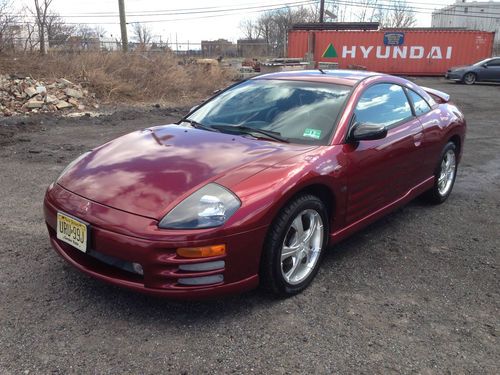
[432,0,500,53]
[200,39,237,57]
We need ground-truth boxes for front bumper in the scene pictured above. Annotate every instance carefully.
[44,184,264,299]
[445,71,463,81]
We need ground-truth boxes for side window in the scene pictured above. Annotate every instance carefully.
[487,59,500,67]
[354,84,412,128]
[407,89,432,116]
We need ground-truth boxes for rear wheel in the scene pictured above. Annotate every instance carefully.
[463,72,476,85]
[261,194,329,296]
[424,142,458,204]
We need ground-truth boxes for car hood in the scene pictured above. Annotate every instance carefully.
[58,124,314,219]
[449,65,470,71]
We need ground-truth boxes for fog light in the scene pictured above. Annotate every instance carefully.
[176,244,226,258]
[179,260,225,272]
[132,262,143,275]
[178,274,224,286]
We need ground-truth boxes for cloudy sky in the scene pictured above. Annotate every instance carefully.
[15,0,457,48]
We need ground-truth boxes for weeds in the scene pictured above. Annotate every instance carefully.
[0,52,231,105]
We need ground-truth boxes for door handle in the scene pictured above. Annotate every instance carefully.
[413,132,423,147]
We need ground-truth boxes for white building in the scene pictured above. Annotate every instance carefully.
[432,1,500,53]
[0,24,41,52]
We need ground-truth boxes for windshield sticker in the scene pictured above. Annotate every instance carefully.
[303,128,322,139]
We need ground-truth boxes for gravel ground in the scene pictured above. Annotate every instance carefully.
[0,78,498,374]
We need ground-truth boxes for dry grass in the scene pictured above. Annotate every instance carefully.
[0,52,232,105]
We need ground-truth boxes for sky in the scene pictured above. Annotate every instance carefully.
[14,0,459,48]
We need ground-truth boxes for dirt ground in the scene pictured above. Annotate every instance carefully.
[0,78,498,374]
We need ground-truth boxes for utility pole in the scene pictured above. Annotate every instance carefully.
[118,0,128,52]
[319,0,325,23]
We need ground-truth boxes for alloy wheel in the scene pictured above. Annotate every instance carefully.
[464,73,476,85]
[280,209,324,285]
[437,149,456,196]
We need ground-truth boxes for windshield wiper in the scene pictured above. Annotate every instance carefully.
[211,125,289,143]
[179,119,219,132]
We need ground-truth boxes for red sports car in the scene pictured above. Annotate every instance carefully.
[44,70,466,298]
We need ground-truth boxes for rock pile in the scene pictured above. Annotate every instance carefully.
[0,75,99,117]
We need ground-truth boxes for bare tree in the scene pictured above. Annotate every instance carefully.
[72,24,100,50]
[239,19,260,40]
[242,6,315,57]
[378,0,416,28]
[355,0,381,22]
[46,12,74,48]
[0,0,17,52]
[12,6,39,53]
[132,23,152,48]
[93,25,107,39]
[33,0,53,54]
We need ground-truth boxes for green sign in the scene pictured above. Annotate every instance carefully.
[303,128,322,139]
[322,43,338,58]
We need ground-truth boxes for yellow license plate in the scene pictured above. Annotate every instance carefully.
[56,212,88,253]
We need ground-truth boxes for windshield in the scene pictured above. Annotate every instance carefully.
[474,58,491,66]
[187,79,351,145]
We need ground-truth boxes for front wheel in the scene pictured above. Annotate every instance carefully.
[260,194,329,296]
[463,72,476,85]
[424,142,458,204]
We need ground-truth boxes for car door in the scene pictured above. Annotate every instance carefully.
[405,88,443,180]
[482,58,500,81]
[343,83,424,225]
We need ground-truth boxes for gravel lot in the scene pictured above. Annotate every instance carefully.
[0,78,498,374]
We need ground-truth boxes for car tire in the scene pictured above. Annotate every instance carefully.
[463,72,476,85]
[260,194,329,297]
[423,142,458,204]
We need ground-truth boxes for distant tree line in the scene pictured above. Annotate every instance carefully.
[0,0,156,53]
[0,0,416,55]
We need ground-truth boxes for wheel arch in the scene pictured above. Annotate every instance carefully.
[265,180,339,240]
[448,134,461,155]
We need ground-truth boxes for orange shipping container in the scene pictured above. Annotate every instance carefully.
[287,30,495,76]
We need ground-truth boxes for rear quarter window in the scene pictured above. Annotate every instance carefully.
[407,89,432,116]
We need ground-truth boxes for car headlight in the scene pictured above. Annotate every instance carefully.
[159,183,241,229]
[57,151,91,181]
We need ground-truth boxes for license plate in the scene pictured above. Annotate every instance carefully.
[56,212,89,253]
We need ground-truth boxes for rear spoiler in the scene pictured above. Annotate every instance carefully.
[421,86,450,104]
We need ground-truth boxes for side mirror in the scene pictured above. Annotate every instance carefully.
[482,64,489,68]
[349,122,387,142]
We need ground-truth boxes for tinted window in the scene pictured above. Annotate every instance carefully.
[354,84,412,128]
[407,89,431,116]
[487,59,500,67]
[188,80,351,145]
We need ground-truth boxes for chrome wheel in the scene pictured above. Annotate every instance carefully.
[437,149,456,196]
[464,73,476,85]
[280,209,324,285]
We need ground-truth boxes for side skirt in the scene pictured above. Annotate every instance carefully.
[330,176,435,245]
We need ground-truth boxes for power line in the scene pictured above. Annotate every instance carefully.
[128,1,318,24]
[326,0,500,20]
[7,0,500,26]
[7,0,319,18]
[328,0,500,18]
[8,1,318,25]
[24,0,316,16]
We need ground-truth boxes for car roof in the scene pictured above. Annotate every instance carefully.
[253,69,384,86]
